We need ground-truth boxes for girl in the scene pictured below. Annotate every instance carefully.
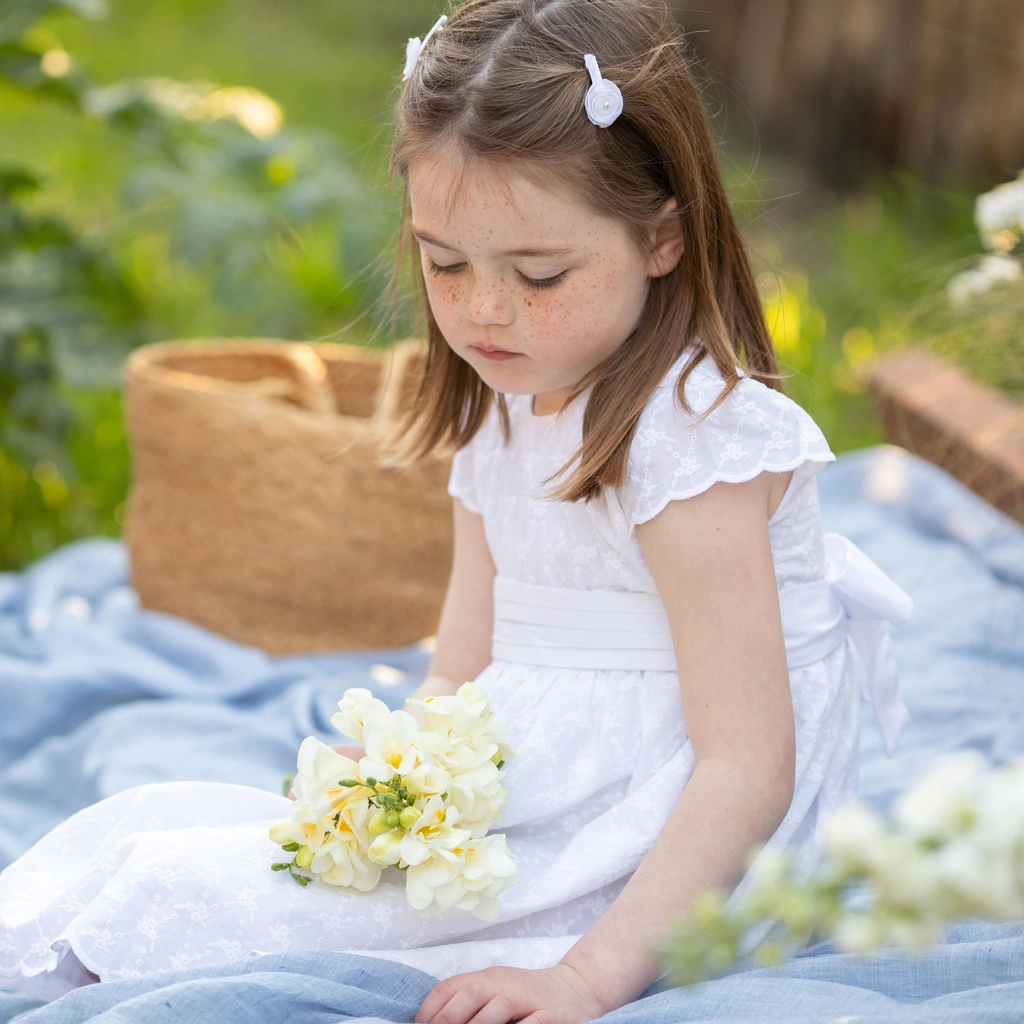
[0,0,911,1021]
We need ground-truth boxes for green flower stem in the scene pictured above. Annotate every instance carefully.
[270,855,312,887]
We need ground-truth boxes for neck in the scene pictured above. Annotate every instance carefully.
[531,386,576,417]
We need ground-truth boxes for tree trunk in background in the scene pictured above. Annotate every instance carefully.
[676,0,1024,186]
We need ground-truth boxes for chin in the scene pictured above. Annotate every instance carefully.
[463,353,538,395]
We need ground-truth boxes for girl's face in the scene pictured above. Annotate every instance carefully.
[407,151,677,415]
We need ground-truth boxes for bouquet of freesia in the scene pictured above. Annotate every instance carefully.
[269,683,519,921]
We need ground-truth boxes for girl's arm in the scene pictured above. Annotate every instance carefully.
[556,473,796,1012]
[415,474,795,1024]
[408,498,497,705]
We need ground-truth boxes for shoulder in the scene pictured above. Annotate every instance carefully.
[623,351,834,526]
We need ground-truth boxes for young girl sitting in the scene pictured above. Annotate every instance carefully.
[0,1,912,1021]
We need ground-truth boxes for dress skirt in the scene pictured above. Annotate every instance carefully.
[0,537,908,1001]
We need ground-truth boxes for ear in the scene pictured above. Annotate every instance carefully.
[645,197,685,278]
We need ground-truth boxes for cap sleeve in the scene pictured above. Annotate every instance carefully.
[447,443,481,514]
[622,357,835,527]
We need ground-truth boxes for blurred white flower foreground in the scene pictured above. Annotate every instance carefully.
[270,684,519,921]
[949,171,1024,305]
[664,753,1024,985]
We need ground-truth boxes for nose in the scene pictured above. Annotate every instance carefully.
[464,276,514,327]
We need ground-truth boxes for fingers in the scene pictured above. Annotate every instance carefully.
[416,977,522,1024]
[415,977,459,1022]
[421,991,518,1024]
[516,1013,555,1024]
[430,986,487,1024]
[466,993,524,1024]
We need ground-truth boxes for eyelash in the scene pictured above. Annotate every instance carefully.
[425,259,567,292]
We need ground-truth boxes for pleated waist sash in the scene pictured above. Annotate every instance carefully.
[492,533,913,756]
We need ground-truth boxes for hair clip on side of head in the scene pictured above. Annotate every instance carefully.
[403,14,448,81]
[583,54,623,128]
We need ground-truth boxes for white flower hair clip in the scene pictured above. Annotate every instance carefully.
[583,53,623,128]
[403,14,448,81]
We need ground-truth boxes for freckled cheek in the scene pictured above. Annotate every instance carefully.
[525,278,623,358]
[424,277,468,332]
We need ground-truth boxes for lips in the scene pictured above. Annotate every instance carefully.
[470,344,521,362]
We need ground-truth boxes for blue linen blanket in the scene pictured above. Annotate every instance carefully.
[1,446,1022,1022]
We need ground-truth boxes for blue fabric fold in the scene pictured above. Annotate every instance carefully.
[3,925,1022,1023]
[1,446,1023,1022]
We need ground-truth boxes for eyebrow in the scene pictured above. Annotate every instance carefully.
[411,229,576,259]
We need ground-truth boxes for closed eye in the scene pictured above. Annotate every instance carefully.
[426,259,466,277]
[516,270,567,291]
[425,258,568,291]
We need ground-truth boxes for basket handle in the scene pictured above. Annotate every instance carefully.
[279,344,337,414]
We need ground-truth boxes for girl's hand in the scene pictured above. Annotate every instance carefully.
[414,964,609,1024]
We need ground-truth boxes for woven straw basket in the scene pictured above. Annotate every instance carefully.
[124,338,453,654]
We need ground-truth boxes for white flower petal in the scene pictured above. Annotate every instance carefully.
[332,688,390,743]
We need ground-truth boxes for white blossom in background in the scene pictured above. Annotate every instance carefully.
[948,171,1024,304]
[948,254,1023,307]
[976,173,1024,253]
[893,750,985,842]
[663,754,1024,985]
[271,684,518,919]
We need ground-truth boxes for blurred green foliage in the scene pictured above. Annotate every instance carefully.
[0,0,424,568]
[780,175,1023,432]
[0,389,129,565]
[729,163,985,450]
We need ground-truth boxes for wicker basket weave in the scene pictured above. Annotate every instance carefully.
[124,338,453,654]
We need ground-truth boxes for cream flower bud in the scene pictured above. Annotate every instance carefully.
[367,809,392,836]
[368,828,404,867]
[399,806,422,829]
[269,819,297,846]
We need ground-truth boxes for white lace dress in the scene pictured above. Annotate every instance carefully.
[0,353,910,1002]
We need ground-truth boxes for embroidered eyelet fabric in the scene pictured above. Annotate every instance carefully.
[0,353,856,1000]
[449,352,836,594]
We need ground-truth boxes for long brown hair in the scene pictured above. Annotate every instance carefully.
[390,0,778,503]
